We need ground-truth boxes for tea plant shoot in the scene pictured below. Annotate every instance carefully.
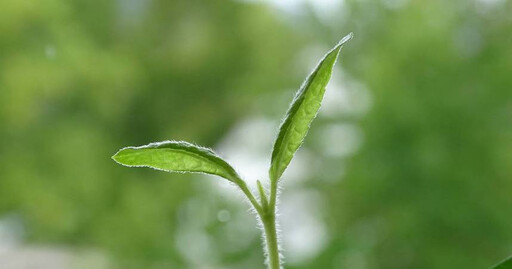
[112,33,353,269]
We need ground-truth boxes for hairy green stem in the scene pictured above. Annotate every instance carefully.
[239,177,281,269]
[262,210,280,269]
[237,179,263,215]
[261,178,280,269]
[269,179,278,213]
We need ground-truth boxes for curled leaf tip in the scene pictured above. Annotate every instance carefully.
[338,32,354,46]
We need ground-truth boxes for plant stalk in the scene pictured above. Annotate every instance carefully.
[262,211,280,269]
[261,178,280,269]
[239,177,281,269]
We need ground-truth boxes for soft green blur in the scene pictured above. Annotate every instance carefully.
[0,0,511,268]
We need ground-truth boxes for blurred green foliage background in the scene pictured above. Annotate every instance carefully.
[1,0,511,268]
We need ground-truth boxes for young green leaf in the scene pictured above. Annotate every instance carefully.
[112,141,241,183]
[257,180,269,210]
[269,33,353,182]
[493,256,512,269]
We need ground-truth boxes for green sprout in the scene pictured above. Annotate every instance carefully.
[112,33,353,269]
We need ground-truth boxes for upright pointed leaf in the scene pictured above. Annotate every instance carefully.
[112,141,241,183]
[493,256,512,269]
[269,33,353,182]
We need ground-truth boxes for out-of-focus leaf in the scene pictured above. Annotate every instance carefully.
[112,140,241,183]
[493,256,512,269]
[269,33,353,182]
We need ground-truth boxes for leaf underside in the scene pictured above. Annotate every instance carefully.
[112,141,241,183]
[493,256,512,269]
[269,33,353,182]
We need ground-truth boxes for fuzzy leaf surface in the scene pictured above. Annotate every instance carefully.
[269,33,353,181]
[112,141,241,183]
[493,256,512,269]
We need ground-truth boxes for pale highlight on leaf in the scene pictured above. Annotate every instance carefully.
[112,141,241,183]
[493,256,512,269]
[269,33,353,182]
